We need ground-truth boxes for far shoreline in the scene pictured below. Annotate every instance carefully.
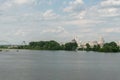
[1,48,120,53]
[0,40,120,53]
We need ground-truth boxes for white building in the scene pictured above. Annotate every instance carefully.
[98,36,105,48]
[89,41,98,48]
[117,41,120,46]
[73,36,105,49]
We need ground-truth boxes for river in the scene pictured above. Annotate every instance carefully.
[0,50,120,80]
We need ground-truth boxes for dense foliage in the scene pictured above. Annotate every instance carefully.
[85,42,120,52]
[27,40,62,50]
[17,40,120,52]
[100,42,120,52]
[64,42,78,50]
[17,40,78,51]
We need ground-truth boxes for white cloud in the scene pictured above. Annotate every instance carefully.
[0,0,35,10]
[98,7,120,17]
[41,26,71,40]
[0,0,120,43]
[14,29,34,37]
[101,0,120,7]
[97,0,120,17]
[42,26,66,33]
[15,30,26,37]
[43,9,59,20]
[103,27,120,33]
[87,0,120,18]
[69,0,83,5]
[69,10,86,19]
[0,1,12,10]
[81,28,93,33]
[63,6,73,12]
[62,19,103,26]
[13,0,34,5]
[63,0,84,12]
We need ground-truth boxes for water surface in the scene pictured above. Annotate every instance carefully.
[0,50,120,80]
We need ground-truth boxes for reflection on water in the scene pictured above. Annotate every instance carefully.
[0,50,120,80]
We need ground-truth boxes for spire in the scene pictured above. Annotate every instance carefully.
[99,36,105,48]
[99,36,105,43]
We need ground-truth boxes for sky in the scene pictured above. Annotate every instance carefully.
[0,0,120,44]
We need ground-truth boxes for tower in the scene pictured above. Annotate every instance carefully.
[99,36,105,48]
[74,36,81,47]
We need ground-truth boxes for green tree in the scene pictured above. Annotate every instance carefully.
[92,45,100,51]
[28,40,61,50]
[64,42,78,50]
[86,43,91,51]
[100,42,119,52]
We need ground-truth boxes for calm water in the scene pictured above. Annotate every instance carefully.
[0,50,120,80]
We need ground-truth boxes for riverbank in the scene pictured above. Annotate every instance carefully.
[2,40,120,53]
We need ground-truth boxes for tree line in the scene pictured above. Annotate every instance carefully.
[85,42,120,52]
[17,40,120,52]
[17,40,78,51]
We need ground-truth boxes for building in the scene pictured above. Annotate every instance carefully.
[72,36,105,49]
[98,36,105,48]
[89,41,98,48]
[117,41,120,46]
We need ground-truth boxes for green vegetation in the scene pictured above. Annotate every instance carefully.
[0,45,9,49]
[85,42,120,52]
[85,43,91,51]
[16,40,120,52]
[18,40,61,50]
[100,42,120,52]
[64,42,78,51]
[29,40,62,50]
[17,40,78,51]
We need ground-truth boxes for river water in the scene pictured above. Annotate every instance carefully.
[0,50,120,80]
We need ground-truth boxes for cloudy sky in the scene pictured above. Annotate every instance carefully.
[0,0,120,44]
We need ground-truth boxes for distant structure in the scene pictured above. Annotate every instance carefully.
[74,36,105,49]
[98,36,105,48]
[73,36,87,49]
[89,41,98,48]
[74,36,82,47]
[117,41,120,46]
